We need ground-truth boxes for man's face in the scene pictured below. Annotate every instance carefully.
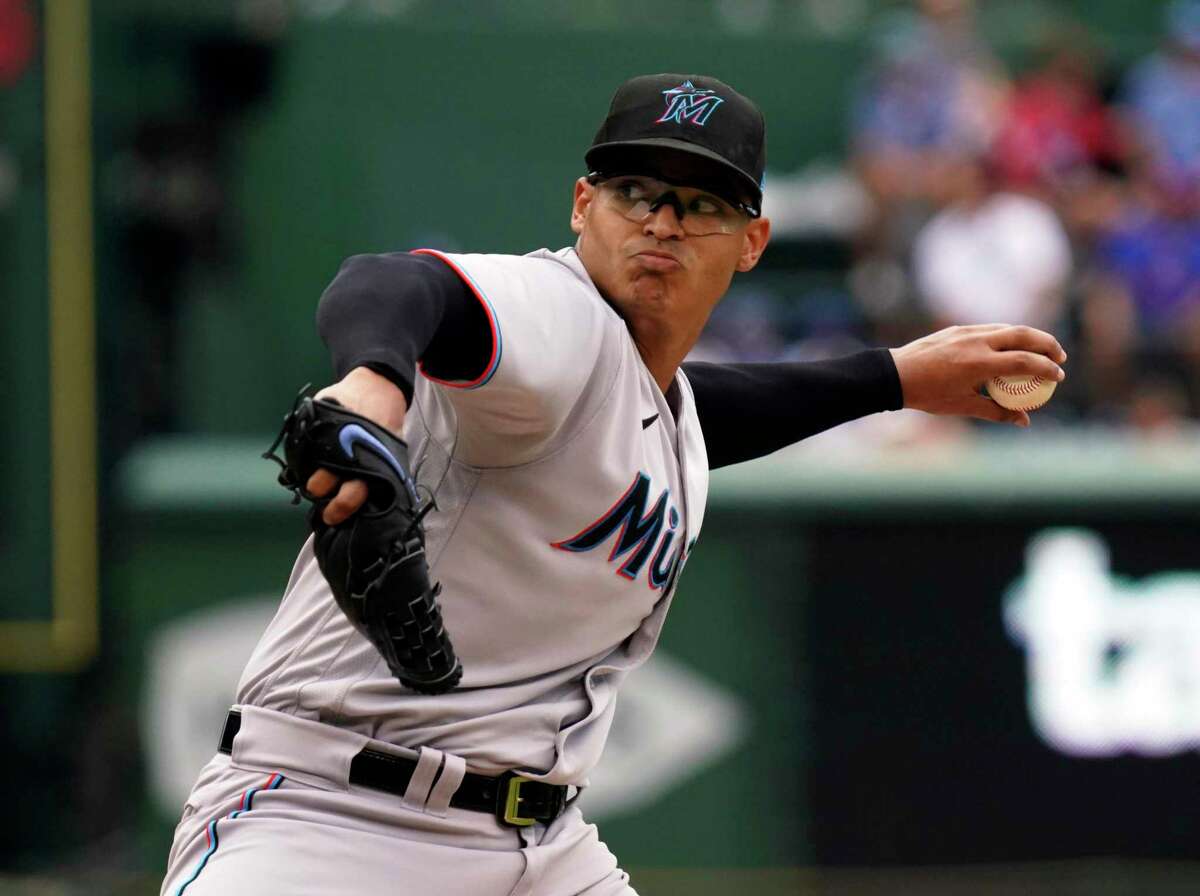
[570,175,770,328]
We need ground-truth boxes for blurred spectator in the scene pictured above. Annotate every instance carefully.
[912,153,1071,330]
[1127,374,1192,434]
[1118,0,1200,194]
[690,287,790,363]
[1055,164,1131,249]
[851,0,1008,256]
[1077,173,1200,419]
[106,31,277,446]
[990,30,1121,203]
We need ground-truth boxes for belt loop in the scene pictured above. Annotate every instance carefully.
[424,753,466,817]
[400,746,443,813]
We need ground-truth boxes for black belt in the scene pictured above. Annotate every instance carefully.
[218,710,567,828]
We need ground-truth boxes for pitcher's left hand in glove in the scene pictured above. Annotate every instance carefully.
[264,391,463,695]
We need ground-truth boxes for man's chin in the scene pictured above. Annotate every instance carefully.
[628,275,675,306]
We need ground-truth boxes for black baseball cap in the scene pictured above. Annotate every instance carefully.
[586,73,766,215]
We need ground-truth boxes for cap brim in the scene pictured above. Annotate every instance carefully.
[585,138,762,209]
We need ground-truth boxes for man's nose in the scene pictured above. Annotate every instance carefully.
[642,202,685,239]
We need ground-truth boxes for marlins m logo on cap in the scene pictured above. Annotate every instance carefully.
[655,80,724,127]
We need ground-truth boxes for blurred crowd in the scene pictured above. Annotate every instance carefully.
[695,0,1200,434]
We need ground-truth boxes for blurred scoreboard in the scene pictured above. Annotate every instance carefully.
[710,428,1200,866]
[806,517,1200,865]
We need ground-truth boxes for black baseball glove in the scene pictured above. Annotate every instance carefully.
[263,390,462,695]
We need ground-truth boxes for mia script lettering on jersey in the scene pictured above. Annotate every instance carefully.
[552,473,689,590]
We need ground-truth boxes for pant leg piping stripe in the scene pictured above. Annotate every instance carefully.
[173,773,285,895]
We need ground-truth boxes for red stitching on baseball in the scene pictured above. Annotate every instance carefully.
[995,376,1042,395]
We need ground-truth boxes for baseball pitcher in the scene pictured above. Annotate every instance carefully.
[160,74,1066,896]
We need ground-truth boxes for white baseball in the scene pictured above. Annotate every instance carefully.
[986,374,1057,411]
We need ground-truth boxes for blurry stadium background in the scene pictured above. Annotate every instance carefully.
[5,0,1200,893]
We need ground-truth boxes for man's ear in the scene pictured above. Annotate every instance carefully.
[570,177,595,235]
[736,216,771,272]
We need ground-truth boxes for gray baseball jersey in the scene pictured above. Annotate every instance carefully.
[236,245,709,786]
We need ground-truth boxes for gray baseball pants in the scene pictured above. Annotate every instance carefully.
[159,707,636,896]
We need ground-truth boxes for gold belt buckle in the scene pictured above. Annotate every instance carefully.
[500,773,537,827]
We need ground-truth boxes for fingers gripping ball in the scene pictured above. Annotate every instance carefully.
[264,392,463,695]
[986,374,1057,412]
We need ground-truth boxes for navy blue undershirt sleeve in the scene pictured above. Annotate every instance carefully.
[315,252,491,403]
[683,350,904,470]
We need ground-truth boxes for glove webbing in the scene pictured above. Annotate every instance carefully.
[352,530,462,694]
